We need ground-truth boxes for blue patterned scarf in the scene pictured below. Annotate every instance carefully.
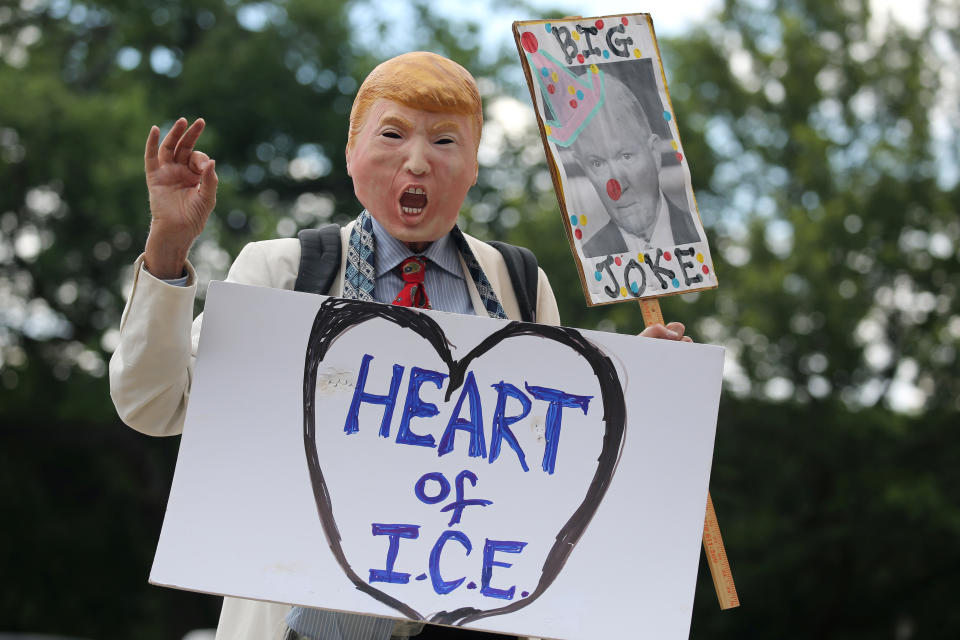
[343,210,508,319]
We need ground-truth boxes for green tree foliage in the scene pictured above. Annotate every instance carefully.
[1,0,957,637]
[651,0,960,414]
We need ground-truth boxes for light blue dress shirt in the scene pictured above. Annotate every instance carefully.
[368,216,474,315]
[162,218,475,316]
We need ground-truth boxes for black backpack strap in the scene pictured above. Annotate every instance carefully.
[295,224,343,294]
[487,241,539,323]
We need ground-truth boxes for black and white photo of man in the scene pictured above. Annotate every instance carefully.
[559,61,701,258]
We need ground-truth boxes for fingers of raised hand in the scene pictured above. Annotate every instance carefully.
[174,118,206,164]
[144,125,161,173]
[188,150,211,174]
[198,159,218,208]
[157,117,188,164]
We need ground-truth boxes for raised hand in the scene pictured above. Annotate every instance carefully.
[143,117,218,279]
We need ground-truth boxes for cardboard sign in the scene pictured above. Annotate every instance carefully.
[151,281,724,639]
[513,15,718,306]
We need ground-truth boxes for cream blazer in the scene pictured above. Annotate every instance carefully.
[109,224,560,640]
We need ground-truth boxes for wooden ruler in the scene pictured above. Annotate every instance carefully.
[638,298,740,609]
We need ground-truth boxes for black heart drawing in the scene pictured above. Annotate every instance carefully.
[302,298,626,626]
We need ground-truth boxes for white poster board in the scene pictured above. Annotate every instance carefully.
[151,281,724,640]
[514,15,717,306]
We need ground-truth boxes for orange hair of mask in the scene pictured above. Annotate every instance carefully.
[348,52,483,153]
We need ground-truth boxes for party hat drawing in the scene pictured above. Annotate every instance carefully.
[521,32,605,147]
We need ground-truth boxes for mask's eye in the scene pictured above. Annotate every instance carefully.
[591,159,603,169]
[435,137,455,145]
[382,131,402,139]
[622,153,632,160]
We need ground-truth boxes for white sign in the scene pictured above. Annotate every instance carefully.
[514,14,718,306]
[152,281,724,640]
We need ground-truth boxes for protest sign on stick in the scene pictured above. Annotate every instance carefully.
[513,15,717,306]
[513,14,738,609]
[151,281,725,639]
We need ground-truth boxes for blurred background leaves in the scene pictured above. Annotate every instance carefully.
[1,0,957,637]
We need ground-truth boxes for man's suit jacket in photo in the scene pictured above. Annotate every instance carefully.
[580,195,701,259]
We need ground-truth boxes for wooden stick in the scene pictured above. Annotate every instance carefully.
[638,299,740,609]
[703,493,739,609]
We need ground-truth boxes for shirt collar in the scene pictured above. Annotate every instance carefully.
[620,193,673,251]
[369,214,464,280]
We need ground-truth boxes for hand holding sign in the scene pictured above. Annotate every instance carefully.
[151,282,725,640]
[640,321,692,342]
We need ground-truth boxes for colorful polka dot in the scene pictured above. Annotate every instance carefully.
[603,50,610,59]
[614,256,622,266]
[521,32,539,53]
[594,270,603,281]
[675,152,683,162]
[672,278,680,288]
[620,286,628,297]
[671,140,678,150]
[696,253,704,263]
[570,99,578,108]
[579,214,587,226]
[567,85,575,95]
[702,265,710,274]
[663,110,672,121]
[547,84,555,94]
[664,251,672,261]
[637,253,645,263]
[621,16,629,26]
[544,23,552,33]
[606,178,622,200]
[590,63,599,74]
[570,214,578,226]
[577,53,585,63]
[521,591,530,598]
[576,89,584,100]
[544,124,552,135]
[630,281,639,294]
[574,228,583,239]
[595,19,604,29]
[551,71,558,82]
[572,30,580,41]
[633,48,642,58]
[541,67,549,77]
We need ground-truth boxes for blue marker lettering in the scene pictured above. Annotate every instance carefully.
[438,371,486,459]
[369,523,419,584]
[429,529,472,595]
[489,382,531,471]
[344,354,403,436]
[481,539,527,600]
[414,471,450,505]
[525,384,592,474]
[439,470,493,526]
[396,367,447,448]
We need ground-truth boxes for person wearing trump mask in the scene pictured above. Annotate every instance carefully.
[110,51,692,640]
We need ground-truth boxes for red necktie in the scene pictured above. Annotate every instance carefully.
[392,256,431,309]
